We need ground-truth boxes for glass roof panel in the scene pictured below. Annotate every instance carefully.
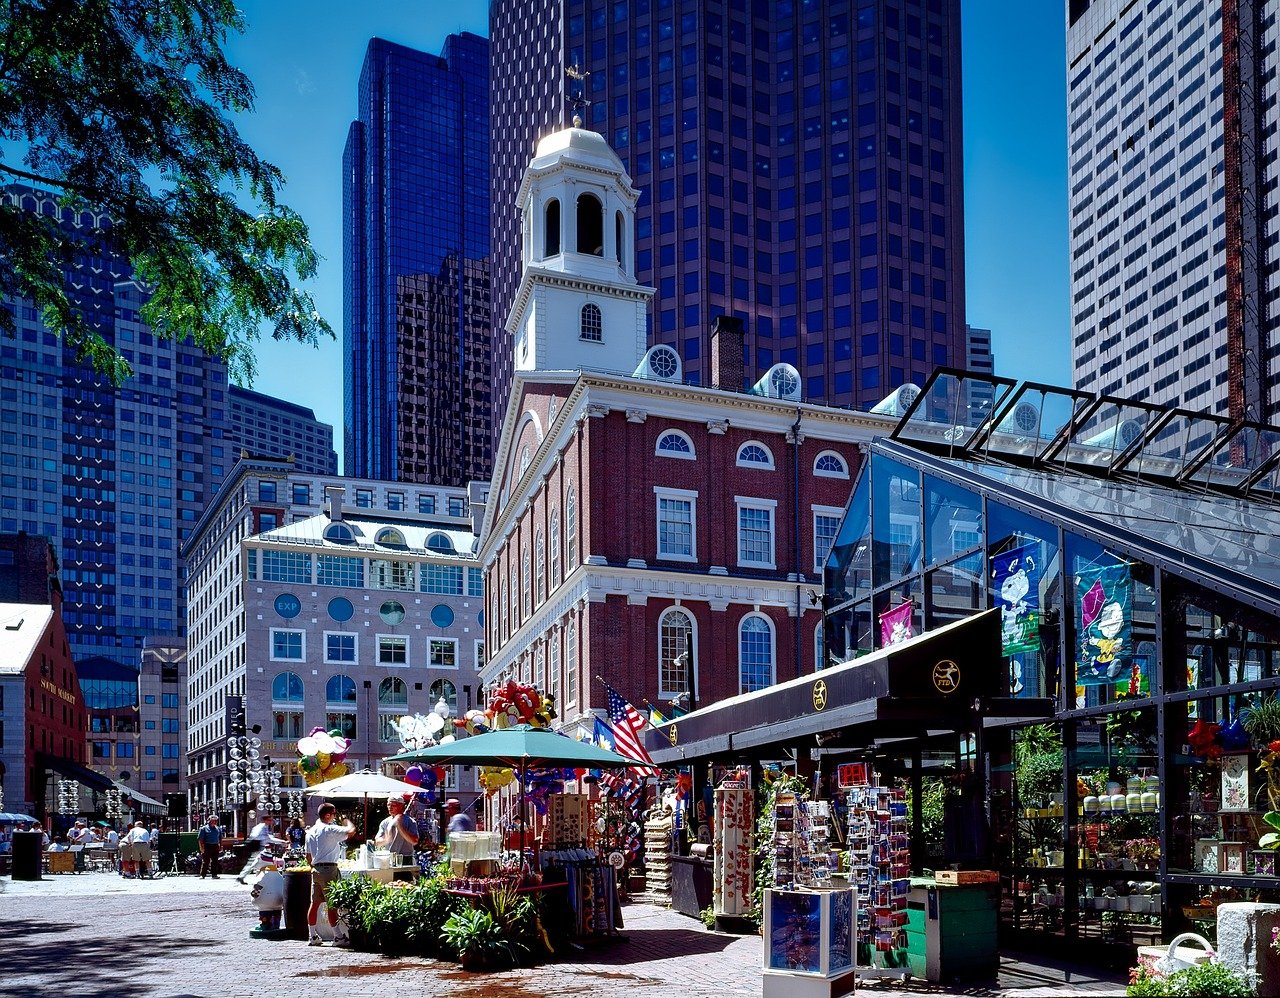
[1055,398,1158,471]
[1185,423,1280,492]
[976,385,1093,461]
[892,371,1016,457]
[1116,409,1233,481]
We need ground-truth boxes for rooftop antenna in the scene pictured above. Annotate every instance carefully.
[565,63,591,128]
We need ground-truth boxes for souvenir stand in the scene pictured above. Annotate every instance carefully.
[761,784,857,998]
[844,770,912,981]
[644,807,674,898]
[711,782,754,925]
[535,790,623,941]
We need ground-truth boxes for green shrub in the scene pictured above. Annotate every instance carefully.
[1125,961,1254,997]
[324,875,385,953]
[442,907,517,970]
[699,906,717,929]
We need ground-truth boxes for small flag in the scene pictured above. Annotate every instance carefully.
[648,704,668,727]
[878,599,914,647]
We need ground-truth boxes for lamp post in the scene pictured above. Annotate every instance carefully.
[227,733,264,837]
[56,779,79,819]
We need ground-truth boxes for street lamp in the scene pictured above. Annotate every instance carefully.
[56,779,79,817]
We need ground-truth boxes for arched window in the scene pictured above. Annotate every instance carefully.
[323,522,356,544]
[426,532,455,553]
[378,677,408,706]
[814,451,849,478]
[521,547,531,618]
[520,446,531,474]
[326,675,356,704]
[429,678,458,713]
[565,487,577,566]
[739,615,775,693]
[615,210,624,264]
[535,529,546,604]
[375,527,406,548]
[659,608,696,699]
[549,511,562,588]
[272,672,304,702]
[500,581,509,641]
[736,441,775,469]
[655,430,695,459]
[576,192,603,255]
[565,616,578,708]
[580,302,603,342]
[544,198,560,256]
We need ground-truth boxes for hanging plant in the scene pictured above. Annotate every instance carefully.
[1243,696,1280,748]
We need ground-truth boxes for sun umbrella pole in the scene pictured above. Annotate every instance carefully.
[519,761,527,859]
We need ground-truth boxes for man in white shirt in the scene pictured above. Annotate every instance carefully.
[237,816,286,884]
[375,795,420,872]
[305,803,354,946]
[124,821,152,878]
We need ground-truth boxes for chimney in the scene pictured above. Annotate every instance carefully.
[325,485,345,522]
[710,315,745,391]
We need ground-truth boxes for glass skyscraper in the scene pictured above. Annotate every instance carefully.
[343,34,493,487]
[490,0,967,442]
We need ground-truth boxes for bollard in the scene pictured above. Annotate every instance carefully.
[1216,902,1280,992]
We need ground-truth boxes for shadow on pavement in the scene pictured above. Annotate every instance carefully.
[0,919,222,998]
[564,926,739,964]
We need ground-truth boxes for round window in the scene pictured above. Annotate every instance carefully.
[328,597,354,622]
[430,604,455,628]
[379,600,406,625]
[478,610,485,627]
[274,593,301,619]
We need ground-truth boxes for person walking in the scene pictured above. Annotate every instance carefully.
[305,803,354,946]
[444,798,474,841]
[286,817,306,851]
[197,815,223,879]
[125,820,153,878]
[237,815,286,884]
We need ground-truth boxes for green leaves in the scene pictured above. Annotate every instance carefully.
[0,0,331,382]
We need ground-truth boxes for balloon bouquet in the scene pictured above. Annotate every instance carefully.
[296,728,351,785]
[393,697,456,849]
[467,681,570,818]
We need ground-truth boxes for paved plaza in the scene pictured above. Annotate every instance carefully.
[0,874,1125,998]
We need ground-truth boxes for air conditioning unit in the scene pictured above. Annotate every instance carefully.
[869,383,921,417]
[634,344,683,382]
[997,400,1042,435]
[1082,417,1145,449]
[751,363,802,401]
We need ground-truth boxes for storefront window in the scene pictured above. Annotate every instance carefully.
[1066,533,1155,707]
[923,474,982,569]
[825,472,870,607]
[871,455,921,587]
[989,504,1061,700]
[925,555,984,631]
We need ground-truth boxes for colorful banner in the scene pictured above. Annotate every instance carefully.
[992,541,1041,655]
[878,599,914,647]
[1076,560,1133,687]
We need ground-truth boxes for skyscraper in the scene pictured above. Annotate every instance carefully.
[226,385,338,475]
[1067,0,1279,422]
[343,34,493,487]
[490,0,967,442]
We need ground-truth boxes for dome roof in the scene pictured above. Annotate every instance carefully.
[532,126,625,172]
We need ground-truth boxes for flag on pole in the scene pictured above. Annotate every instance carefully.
[648,703,668,727]
[604,684,659,777]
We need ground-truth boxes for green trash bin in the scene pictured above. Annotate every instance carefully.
[905,878,999,983]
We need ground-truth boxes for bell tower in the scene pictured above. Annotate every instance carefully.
[506,125,654,375]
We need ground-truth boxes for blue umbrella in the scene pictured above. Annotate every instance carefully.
[0,812,39,823]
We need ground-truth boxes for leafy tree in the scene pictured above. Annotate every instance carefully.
[0,0,332,383]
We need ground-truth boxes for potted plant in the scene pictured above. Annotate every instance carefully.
[442,907,517,970]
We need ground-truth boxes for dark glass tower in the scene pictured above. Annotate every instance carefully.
[490,0,967,442]
[343,34,493,487]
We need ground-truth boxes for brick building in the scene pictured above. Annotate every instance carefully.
[478,126,894,726]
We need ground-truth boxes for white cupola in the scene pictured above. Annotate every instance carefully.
[506,125,654,376]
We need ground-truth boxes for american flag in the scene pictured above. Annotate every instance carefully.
[605,684,658,778]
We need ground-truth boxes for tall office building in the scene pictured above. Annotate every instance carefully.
[343,34,493,487]
[965,322,995,423]
[1067,0,1280,422]
[490,0,968,441]
[226,386,338,476]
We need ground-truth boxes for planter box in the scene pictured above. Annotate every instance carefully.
[934,870,998,886]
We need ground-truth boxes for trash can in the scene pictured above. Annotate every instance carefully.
[283,869,313,941]
[11,830,43,881]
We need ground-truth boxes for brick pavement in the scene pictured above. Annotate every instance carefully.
[0,874,1125,998]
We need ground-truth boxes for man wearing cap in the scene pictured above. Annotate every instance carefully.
[197,815,223,879]
[444,798,474,840]
[375,795,419,878]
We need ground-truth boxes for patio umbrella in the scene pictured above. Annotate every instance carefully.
[305,769,427,835]
[387,726,650,852]
[0,812,38,824]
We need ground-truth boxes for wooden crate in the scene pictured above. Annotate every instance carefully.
[46,851,75,875]
[934,869,998,886]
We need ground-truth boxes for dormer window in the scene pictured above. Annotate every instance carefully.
[580,303,603,342]
[375,527,407,548]
[426,532,455,554]
[323,522,356,544]
[545,198,560,256]
[576,192,603,256]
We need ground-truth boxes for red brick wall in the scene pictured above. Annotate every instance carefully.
[23,610,87,807]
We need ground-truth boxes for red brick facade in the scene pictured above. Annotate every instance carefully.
[480,371,890,727]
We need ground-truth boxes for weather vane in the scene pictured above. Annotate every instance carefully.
[565,63,591,127]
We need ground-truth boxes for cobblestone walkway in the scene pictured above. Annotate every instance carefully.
[0,874,1125,998]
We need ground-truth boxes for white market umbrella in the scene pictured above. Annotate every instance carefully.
[305,769,425,835]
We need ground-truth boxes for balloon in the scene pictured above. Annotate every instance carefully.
[424,713,445,735]
[328,728,344,739]
[327,761,348,779]
[434,767,448,784]
[316,751,331,770]
[313,732,337,755]
[415,792,431,803]
[439,734,455,745]
[421,769,437,788]
[424,790,438,805]
[298,756,317,773]
[404,766,424,786]
[309,726,326,736]
[296,736,318,757]
[331,736,350,755]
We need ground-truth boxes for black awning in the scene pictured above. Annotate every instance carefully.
[647,609,1049,765]
[35,753,115,792]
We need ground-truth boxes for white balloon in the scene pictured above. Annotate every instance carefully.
[330,736,350,754]
[296,737,318,757]
[439,734,456,744]
[313,733,337,755]
[424,713,445,735]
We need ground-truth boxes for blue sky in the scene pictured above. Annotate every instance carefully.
[228,1,1070,465]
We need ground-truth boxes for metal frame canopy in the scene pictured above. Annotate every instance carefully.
[645,610,1051,766]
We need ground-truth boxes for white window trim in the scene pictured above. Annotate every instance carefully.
[734,496,777,569]
[429,636,460,671]
[657,606,699,701]
[474,638,486,673]
[654,485,699,563]
[654,429,697,460]
[322,630,359,666]
[812,504,845,575]
[738,612,777,694]
[376,633,410,668]
[814,449,850,479]
[270,671,305,706]
[736,440,776,469]
[268,627,306,663]
[324,674,358,708]
[377,677,410,710]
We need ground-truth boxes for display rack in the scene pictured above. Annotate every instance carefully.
[846,779,911,975]
[713,785,754,916]
[644,808,673,897]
